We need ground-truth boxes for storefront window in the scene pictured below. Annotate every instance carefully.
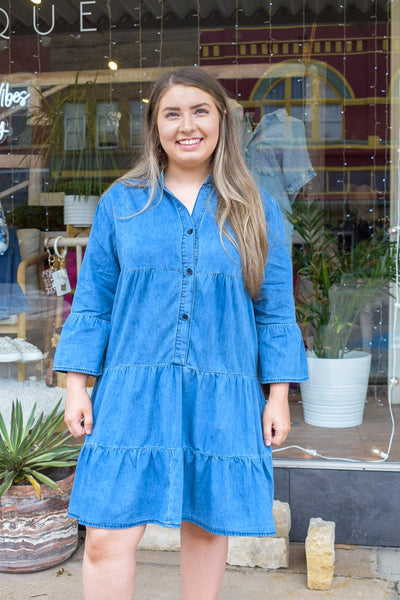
[0,0,398,468]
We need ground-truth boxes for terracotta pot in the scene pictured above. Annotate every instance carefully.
[0,470,78,573]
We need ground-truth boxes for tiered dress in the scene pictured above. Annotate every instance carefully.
[54,176,308,536]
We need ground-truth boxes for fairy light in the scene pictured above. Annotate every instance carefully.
[156,0,164,69]
[234,0,239,100]
[30,0,41,5]
[195,0,200,67]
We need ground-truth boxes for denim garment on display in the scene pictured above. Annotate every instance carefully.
[241,109,316,250]
[0,226,30,320]
[54,176,308,536]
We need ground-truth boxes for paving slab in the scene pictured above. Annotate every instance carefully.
[0,537,399,600]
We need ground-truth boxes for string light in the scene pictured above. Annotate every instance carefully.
[108,60,118,71]
[30,0,41,5]
[195,0,200,67]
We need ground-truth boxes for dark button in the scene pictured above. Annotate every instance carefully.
[186,268,193,275]
[182,314,189,321]
[188,228,193,234]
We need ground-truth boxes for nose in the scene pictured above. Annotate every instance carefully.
[180,112,195,133]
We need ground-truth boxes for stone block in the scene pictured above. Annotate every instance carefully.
[273,500,291,538]
[305,517,335,590]
[227,535,289,569]
[138,524,180,552]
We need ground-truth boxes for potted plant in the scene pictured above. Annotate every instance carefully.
[30,73,122,226]
[290,200,396,427]
[0,399,82,573]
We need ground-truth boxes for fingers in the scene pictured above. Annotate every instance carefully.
[64,390,93,438]
[65,408,93,437]
[263,402,291,448]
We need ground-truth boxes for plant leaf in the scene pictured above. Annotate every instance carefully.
[26,474,42,500]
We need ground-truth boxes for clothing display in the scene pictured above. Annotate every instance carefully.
[53,177,308,536]
[0,200,8,256]
[0,226,30,320]
[240,108,316,250]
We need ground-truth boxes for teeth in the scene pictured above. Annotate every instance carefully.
[179,138,201,146]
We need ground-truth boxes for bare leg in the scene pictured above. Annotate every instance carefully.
[180,521,228,600]
[83,525,146,600]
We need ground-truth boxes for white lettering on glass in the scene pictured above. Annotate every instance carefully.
[0,120,10,143]
[33,4,55,36]
[0,83,31,143]
[0,8,9,40]
[80,1,97,32]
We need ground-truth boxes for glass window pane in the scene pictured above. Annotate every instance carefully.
[64,103,85,151]
[319,80,339,99]
[130,100,145,147]
[319,104,342,139]
[265,79,285,101]
[328,171,347,192]
[97,101,119,148]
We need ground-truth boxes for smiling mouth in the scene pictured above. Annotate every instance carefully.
[177,138,202,146]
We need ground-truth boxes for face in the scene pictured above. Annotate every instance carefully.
[156,85,220,174]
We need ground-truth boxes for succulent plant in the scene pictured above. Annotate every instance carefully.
[0,400,81,499]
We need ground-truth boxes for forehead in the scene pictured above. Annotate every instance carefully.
[158,85,217,108]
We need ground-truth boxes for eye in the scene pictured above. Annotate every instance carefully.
[165,111,179,118]
[195,107,209,115]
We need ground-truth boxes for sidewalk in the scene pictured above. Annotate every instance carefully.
[1,532,399,599]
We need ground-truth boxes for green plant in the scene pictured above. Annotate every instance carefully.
[290,200,396,358]
[0,400,81,499]
[30,73,123,198]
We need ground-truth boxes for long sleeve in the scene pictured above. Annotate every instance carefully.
[53,195,120,376]
[254,192,308,383]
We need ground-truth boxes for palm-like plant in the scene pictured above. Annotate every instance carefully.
[0,400,81,500]
[30,73,123,197]
[291,200,396,358]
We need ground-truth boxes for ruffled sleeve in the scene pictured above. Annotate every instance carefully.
[254,192,308,383]
[53,194,120,376]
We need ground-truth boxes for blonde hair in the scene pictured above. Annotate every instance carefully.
[122,67,267,300]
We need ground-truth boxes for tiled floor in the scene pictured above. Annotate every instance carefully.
[277,386,400,463]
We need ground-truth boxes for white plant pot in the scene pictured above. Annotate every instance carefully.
[63,195,99,227]
[300,351,372,428]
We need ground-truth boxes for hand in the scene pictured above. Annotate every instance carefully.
[262,383,290,447]
[64,372,93,438]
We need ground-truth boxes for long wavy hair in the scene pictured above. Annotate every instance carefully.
[121,67,267,300]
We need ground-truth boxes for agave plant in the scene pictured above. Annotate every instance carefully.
[290,200,396,358]
[0,400,81,500]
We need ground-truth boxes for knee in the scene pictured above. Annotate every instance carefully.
[181,522,221,544]
[85,525,146,564]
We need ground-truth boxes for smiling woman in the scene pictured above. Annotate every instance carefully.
[157,85,220,213]
[53,66,307,599]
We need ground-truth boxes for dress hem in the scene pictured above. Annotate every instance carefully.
[68,513,276,538]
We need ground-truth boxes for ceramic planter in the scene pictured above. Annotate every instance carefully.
[300,351,372,428]
[0,470,78,573]
[64,194,99,227]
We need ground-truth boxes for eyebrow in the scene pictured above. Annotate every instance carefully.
[161,102,211,112]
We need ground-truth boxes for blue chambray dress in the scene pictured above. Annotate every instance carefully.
[53,175,308,536]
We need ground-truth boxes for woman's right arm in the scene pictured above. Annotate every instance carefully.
[65,371,93,438]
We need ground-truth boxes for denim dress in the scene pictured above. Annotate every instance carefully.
[54,176,308,536]
[240,109,316,251]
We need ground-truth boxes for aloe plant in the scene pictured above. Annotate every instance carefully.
[290,200,396,358]
[0,400,81,500]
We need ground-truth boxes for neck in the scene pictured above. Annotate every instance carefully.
[164,164,210,189]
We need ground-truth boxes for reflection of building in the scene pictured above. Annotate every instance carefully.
[201,23,390,231]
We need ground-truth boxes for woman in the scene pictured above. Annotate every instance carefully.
[54,66,308,600]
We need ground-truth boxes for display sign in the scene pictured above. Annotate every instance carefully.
[0,1,97,39]
[0,83,31,143]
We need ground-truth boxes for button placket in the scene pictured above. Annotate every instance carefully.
[173,212,196,365]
